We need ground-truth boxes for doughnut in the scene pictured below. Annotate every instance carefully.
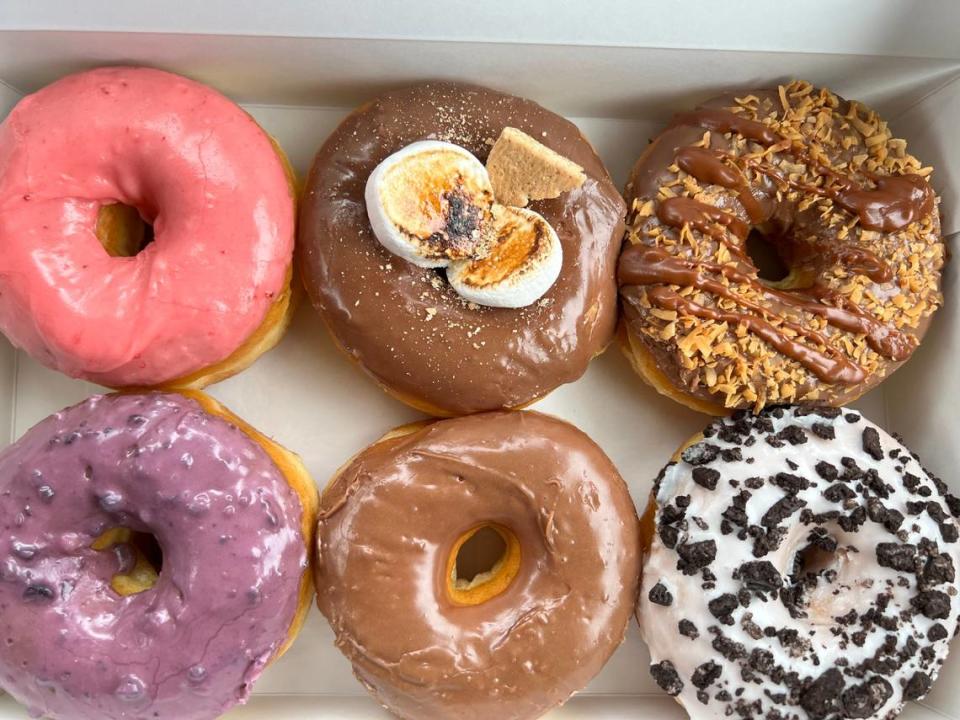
[639,405,960,719]
[618,80,944,414]
[299,82,626,416]
[0,67,297,389]
[0,391,318,720]
[315,411,640,719]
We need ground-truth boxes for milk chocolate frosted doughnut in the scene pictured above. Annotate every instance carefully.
[315,411,640,720]
[618,81,944,414]
[640,406,960,719]
[299,83,625,416]
[0,392,317,720]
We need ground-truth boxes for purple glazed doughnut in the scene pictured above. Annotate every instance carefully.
[0,392,317,720]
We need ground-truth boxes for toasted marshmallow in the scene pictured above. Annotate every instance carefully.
[447,205,562,308]
[365,141,496,268]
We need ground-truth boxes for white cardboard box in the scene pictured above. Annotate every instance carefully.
[0,2,958,717]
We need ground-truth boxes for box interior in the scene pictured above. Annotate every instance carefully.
[1,14,959,718]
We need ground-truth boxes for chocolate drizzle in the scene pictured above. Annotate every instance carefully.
[619,246,868,384]
[670,108,780,146]
[620,241,915,376]
[673,108,934,234]
[834,174,935,234]
[675,146,767,224]
[657,197,748,243]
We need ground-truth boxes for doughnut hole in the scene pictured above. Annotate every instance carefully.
[91,527,163,596]
[446,524,521,606]
[95,202,155,257]
[745,228,790,284]
[785,530,864,626]
[794,542,838,577]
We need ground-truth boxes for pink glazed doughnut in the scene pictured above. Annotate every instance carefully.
[0,67,296,388]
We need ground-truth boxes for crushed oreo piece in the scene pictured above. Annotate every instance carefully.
[649,582,673,606]
[692,467,720,491]
[678,619,699,639]
[762,496,806,528]
[815,461,839,481]
[691,661,722,689]
[875,543,917,572]
[682,443,720,466]
[650,661,683,696]
[712,634,747,661]
[658,524,679,550]
[921,553,956,587]
[841,676,893,718]
[800,668,845,719]
[676,540,717,575]
[777,425,808,445]
[708,593,739,624]
[824,483,856,503]
[940,522,959,543]
[735,560,783,594]
[902,671,932,701]
[773,472,809,494]
[720,448,742,463]
[911,590,952,619]
[811,422,835,440]
[862,427,883,460]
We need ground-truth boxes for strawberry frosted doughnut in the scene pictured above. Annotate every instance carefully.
[0,67,295,388]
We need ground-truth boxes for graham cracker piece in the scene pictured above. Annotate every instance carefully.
[486,127,586,207]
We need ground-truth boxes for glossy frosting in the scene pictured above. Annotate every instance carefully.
[299,83,626,415]
[0,67,294,386]
[618,81,944,411]
[315,411,640,720]
[640,407,960,719]
[0,393,307,720]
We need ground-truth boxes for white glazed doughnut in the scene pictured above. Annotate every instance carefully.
[640,406,960,719]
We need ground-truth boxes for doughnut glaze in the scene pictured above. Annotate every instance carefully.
[0,393,311,720]
[640,406,960,719]
[0,67,295,387]
[618,81,944,413]
[315,411,640,720]
[299,82,626,416]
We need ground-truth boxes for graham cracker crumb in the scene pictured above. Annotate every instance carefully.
[486,127,585,207]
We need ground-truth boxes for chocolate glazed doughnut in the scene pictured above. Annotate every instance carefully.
[618,81,944,414]
[315,411,640,720]
[299,83,626,416]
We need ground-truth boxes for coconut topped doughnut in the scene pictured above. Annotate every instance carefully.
[639,406,960,719]
[618,80,944,414]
